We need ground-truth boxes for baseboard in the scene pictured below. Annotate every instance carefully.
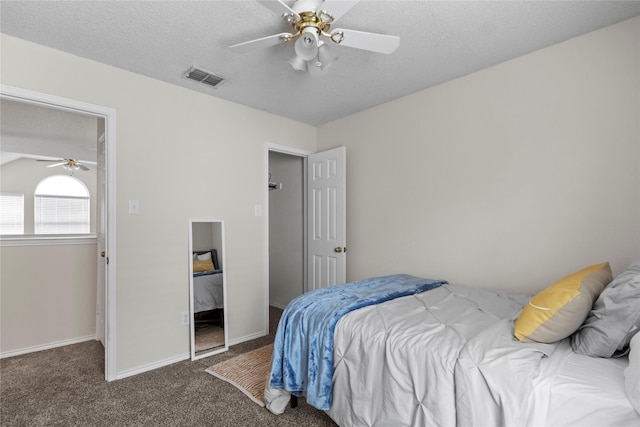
[107,329,269,380]
[0,335,96,359]
[269,302,287,310]
[228,330,267,347]
[115,331,267,380]
[116,352,190,380]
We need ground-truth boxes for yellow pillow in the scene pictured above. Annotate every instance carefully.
[514,262,612,343]
[193,258,214,273]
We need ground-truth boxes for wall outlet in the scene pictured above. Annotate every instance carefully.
[181,311,190,326]
[128,199,140,214]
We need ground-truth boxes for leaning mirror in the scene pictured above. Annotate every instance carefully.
[189,219,228,360]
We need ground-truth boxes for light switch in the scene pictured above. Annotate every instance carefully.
[129,199,140,214]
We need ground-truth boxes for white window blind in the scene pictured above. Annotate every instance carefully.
[0,193,25,235]
[35,195,90,234]
[34,176,90,235]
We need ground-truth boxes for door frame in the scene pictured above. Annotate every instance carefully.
[264,143,313,332]
[1,85,117,381]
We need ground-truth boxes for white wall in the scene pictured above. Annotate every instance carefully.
[0,158,99,355]
[0,34,316,374]
[2,15,639,375]
[0,243,97,354]
[192,222,214,253]
[317,17,640,293]
[268,152,304,308]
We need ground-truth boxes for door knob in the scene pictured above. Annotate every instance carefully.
[101,252,106,257]
[334,247,343,253]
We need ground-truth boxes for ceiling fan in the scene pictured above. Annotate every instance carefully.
[37,158,90,172]
[230,0,400,73]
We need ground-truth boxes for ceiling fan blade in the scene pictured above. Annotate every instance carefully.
[331,28,400,54]
[319,0,360,24]
[78,164,90,171]
[47,162,66,168]
[257,0,300,21]
[230,33,292,53]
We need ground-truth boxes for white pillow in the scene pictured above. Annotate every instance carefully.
[197,252,212,261]
[625,332,640,414]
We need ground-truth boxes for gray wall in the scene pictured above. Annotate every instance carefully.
[1,33,316,375]
[269,152,304,308]
[317,16,640,293]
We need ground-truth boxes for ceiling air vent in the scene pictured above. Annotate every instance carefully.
[184,66,226,88]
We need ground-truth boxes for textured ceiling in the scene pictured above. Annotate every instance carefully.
[1,1,640,126]
[0,99,99,165]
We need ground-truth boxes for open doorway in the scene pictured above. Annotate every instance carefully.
[265,144,347,333]
[268,151,305,309]
[0,86,117,381]
[265,145,313,333]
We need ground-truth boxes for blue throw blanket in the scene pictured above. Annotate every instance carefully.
[268,274,447,410]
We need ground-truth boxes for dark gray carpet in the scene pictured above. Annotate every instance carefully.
[0,306,337,427]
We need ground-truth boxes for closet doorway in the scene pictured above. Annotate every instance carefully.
[268,150,306,310]
[265,144,347,333]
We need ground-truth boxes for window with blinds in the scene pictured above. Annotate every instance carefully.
[0,193,25,235]
[34,175,90,234]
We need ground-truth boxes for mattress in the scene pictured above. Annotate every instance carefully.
[542,342,638,427]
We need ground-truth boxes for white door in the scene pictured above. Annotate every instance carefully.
[307,147,346,290]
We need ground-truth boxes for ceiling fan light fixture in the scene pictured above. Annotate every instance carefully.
[62,162,80,172]
[289,54,308,72]
[229,0,400,74]
[294,27,319,61]
[317,43,338,70]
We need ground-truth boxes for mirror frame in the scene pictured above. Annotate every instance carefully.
[189,218,228,360]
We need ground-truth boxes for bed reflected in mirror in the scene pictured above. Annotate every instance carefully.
[189,220,228,360]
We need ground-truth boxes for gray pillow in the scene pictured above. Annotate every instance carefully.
[571,260,640,357]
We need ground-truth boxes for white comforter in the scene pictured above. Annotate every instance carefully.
[268,283,639,426]
[327,284,543,427]
[193,271,223,313]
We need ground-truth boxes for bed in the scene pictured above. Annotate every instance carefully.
[265,261,640,427]
[192,249,223,314]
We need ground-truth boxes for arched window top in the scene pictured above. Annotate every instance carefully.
[35,175,89,198]
[34,175,90,235]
